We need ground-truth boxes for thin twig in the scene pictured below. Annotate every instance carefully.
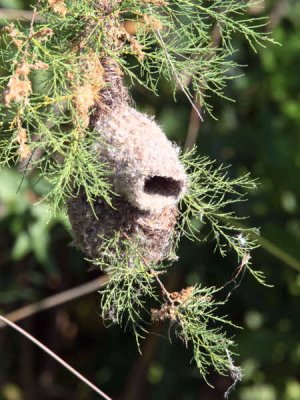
[258,236,300,273]
[0,315,113,400]
[155,29,203,122]
[184,24,222,151]
[0,9,43,21]
[122,233,175,305]
[29,5,38,36]
[123,272,181,400]
[183,97,202,152]
[0,275,108,329]
[217,215,300,273]
[267,0,288,32]
[150,269,174,305]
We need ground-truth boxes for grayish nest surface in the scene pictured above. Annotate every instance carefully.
[68,193,178,263]
[94,105,187,213]
[68,57,187,263]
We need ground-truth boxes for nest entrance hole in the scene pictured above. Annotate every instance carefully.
[144,176,182,198]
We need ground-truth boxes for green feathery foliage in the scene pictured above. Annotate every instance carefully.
[180,148,269,285]
[92,145,267,381]
[0,0,274,210]
[117,0,276,116]
[95,234,238,383]
[95,233,160,350]
[153,285,238,383]
[0,0,275,387]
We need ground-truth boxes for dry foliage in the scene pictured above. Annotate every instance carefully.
[16,126,31,161]
[74,52,106,127]
[142,0,168,6]
[3,24,24,49]
[48,0,68,17]
[31,27,54,40]
[152,287,195,322]
[3,63,32,106]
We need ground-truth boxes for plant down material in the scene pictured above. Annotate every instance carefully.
[94,105,187,213]
[68,193,179,263]
[68,53,187,263]
[0,0,274,388]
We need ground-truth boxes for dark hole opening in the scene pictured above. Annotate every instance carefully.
[144,176,182,197]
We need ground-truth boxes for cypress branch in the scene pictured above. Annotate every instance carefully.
[0,0,275,390]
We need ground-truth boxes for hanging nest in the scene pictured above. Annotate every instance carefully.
[67,58,187,263]
[94,105,187,213]
[68,194,179,263]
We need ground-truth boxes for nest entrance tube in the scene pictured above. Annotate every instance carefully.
[94,106,187,214]
[144,176,183,198]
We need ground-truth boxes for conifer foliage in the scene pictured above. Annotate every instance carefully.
[0,0,274,389]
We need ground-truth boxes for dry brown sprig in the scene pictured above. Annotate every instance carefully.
[104,20,128,50]
[81,53,106,89]
[169,286,194,304]
[142,0,168,6]
[48,0,68,17]
[16,126,31,161]
[3,24,24,49]
[31,60,49,70]
[143,15,163,31]
[104,19,145,60]
[74,84,97,127]
[2,14,51,107]
[151,303,177,322]
[3,62,32,106]
[130,37,145,60]
[3,58,49,107]
[97,0,123,13]
[31,27,54,41]
[151,286,202,322]
[74,52,106,127]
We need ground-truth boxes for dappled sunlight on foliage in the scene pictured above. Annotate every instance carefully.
[0,0,299,399]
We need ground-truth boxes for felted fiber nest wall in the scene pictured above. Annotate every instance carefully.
[68,194,178,263]
[94,105,187,213]
[67,58,187,263]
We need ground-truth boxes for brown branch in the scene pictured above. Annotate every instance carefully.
[184,0,287,152]
[183,97,202,152]
[184,24,222,151]
[0,315,112,400]
[150,269,175,305]
[122,232,176,305]
[0,9,43,22]
[267,0,289,32]
[0,275,108,329]
[155,29,203,122]
[122,272,182,400]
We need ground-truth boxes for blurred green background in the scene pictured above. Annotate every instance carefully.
[1,0,300,399]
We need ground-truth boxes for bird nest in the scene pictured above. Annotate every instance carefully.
[68,59,187,264]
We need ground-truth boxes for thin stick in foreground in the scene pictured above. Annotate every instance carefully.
[0,275,108,328]
[0,315,112,400]
[0,9,38,21]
